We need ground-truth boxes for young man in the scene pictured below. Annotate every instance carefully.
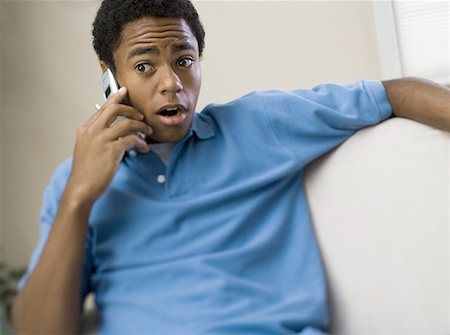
[12,0,450,334]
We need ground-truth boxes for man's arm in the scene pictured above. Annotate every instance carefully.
[11,88,152,333]
[382,77,450,132]
[11,195,92,333]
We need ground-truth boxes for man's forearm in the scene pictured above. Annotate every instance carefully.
[382,77,450,132]
[11,191,93,334]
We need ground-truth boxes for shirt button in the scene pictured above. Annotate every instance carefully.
[128,150,138,158]
[157,174,166,184]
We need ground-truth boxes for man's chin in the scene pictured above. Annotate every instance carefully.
[144,112,193,144]
[146,130,188,144]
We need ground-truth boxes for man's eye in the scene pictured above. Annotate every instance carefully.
[135,63,152,73]
[177,58,193,68]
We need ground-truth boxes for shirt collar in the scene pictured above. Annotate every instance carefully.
[190,112,215,140]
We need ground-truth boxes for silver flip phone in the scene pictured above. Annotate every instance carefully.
[101,68,120,100]
[100,68,146,146]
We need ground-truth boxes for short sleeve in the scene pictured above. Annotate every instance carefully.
[17,158,94,301]
[260,80,392,165]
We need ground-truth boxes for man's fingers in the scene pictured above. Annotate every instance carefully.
[105,118,153,141]
[117,133,150,154]
[90,87,128,116]
[94,87,146,127]
[99,105,145,128]
[108,86,128,104]
[98,106,145,130]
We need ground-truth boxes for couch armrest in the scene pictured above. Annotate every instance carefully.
[305,117,449,334]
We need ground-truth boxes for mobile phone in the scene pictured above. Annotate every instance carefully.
[101,68,146,146]
[101,68,120,101]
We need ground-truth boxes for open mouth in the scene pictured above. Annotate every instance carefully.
[156,106,187,126]
[158,107,180,117]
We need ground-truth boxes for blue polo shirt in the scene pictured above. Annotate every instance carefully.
[19,80,391,334]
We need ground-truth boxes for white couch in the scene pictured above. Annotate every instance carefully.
[82,117,449,334]
[305,117,449,334]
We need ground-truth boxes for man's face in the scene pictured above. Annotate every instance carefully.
[112,17,202,143]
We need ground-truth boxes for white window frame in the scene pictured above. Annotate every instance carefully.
[373,0,449,85]
[372,0,403,80]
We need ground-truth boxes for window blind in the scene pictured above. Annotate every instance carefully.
[393,1,449,84]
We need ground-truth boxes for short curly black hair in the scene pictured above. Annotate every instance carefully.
[92,0,205,70]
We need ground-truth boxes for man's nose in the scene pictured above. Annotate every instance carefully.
[158,65,183,94]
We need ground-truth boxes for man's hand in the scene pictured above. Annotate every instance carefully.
[66,87,153,205]
[382,77,450,132]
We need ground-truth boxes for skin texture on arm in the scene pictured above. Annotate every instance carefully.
[382,77,450,132]
[11,196,91,333]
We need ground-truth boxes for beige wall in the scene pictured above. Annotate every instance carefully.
[0,1,382,267]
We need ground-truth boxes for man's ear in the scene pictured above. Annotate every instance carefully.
[100,60,109,72]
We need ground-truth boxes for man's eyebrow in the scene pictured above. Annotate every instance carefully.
[128,46,160,59]
[171,42,196,54]
[127,42,196,60]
